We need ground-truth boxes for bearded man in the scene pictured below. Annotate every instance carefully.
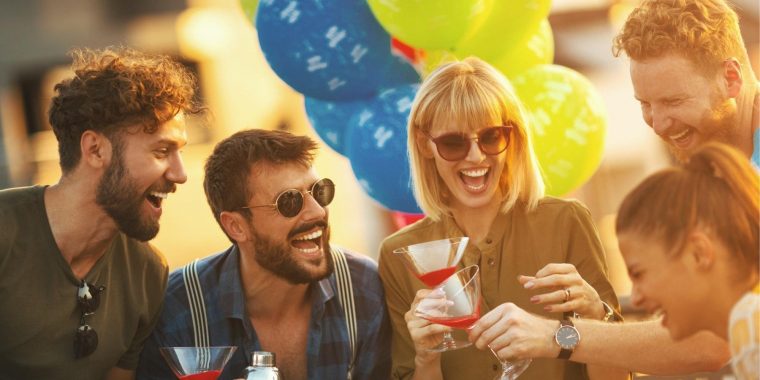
[136,129,391,380]
[0,47,200,379]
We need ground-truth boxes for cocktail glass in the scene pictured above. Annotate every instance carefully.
[159,346,237,380]
[393,237,469,351]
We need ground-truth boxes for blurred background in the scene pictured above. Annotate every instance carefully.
[0,0,757,309]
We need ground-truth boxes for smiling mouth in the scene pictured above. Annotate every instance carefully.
[290,229,323,254]
[146,191,168,209]
[666,127,693,146]
[459,167,489,192]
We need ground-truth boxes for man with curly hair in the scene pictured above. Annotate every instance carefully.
[613,0,759,165]
[0,47,201,379]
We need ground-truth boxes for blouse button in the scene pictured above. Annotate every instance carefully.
[487,258,496,266]
[486,238,493,244]
[492,364,499,371]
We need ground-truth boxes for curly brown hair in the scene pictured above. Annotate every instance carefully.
[612,0,747,75]
[48,46,202,173]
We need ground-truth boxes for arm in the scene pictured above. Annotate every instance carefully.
[469,304,729,375]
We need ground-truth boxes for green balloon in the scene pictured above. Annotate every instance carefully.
[492,19,554,79]
[512,65,607,197]
[454,0,551,61]
[240,0,258,24]
[367,0,494,50]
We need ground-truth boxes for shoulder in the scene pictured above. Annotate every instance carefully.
[165,247,232,296]
[517,197,593,225]
[337,248,382,289]
[0,186,43,206]
[379,216,442,253]
[120,237,169,277]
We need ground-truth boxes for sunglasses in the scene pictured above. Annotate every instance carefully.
[243,178,335,218]
[74,280,105,359]
[426,125,513,161]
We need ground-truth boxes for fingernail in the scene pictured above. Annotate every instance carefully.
[530,296,539,303]
[543,306,552,311]
[524,281,534,289]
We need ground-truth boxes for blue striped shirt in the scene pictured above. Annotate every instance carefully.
[136,245,391,380]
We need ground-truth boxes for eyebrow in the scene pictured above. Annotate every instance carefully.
[154,138,187,148]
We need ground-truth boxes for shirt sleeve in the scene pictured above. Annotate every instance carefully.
[378,240,418,380]
[564,201,622,317]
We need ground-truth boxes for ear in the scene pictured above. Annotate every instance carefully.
[415,130,434,159]
[685,230,716,271]
[220,211,250,243]
[80,131,112,169]
[722,58,743,99]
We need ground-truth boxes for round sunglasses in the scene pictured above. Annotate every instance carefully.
[243,178,335,218]
[426,125,513,161]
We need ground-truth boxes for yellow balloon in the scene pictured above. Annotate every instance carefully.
[492,19,554,79]
[367,0,494,50]
[512,65,607,196]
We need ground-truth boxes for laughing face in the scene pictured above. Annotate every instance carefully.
[245,163,333,284]
[630,54,737,162]
[618,231,708,340]
[95,114,188,241]
[426,122,507,212]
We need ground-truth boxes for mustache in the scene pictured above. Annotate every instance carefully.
[288,220,328,239]
[146,182,177,194]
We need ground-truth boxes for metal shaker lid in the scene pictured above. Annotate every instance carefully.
[251,351,276,367]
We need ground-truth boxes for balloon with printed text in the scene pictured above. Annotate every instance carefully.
[345,84,422,213]
[256,0,419,100]
[305,97,365,157]
[512,64,607,196]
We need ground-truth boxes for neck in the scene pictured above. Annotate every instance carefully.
[239,247,312,320]
[449,194,503,243]
[708,271,758,340]
[45,176,119,279]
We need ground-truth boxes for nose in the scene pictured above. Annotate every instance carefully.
[300,191,327,221]
[464,138,485,162]
[650,106,673,136]
[166,151,188,185]
[629,283,645,309]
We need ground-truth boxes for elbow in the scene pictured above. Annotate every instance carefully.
[696,345,731,373]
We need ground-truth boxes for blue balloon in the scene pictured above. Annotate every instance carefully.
[256,0,419,100]
[345,84,422,213]
[305,97,364,157]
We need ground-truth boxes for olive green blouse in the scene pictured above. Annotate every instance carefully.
[378,197,620,380]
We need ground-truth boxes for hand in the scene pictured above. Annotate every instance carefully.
[405,288,450,365]
[467,303,559,360]
[519,263,606,319]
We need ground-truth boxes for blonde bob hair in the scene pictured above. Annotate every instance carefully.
[408,57,545,221]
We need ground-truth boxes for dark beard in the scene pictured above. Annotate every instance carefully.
[95,143,160,241]
[251,222,334,284]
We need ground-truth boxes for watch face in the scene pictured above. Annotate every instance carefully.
[556,325,580,350]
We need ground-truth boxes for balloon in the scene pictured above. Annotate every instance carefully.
[345,84,423,213]
[367,0,494,50]
[422,20,552,79]
[240,0,258,24]
[512,65,607,197]
[454,0,551,62]
[304,97,365,157]
[256,0,419,100]
[491,19,554,79]
[391,211,425,230]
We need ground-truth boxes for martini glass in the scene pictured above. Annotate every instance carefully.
[416,265,531,380]
[393,237,469,351]
[159,346,237,380]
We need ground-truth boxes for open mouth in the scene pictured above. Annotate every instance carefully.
[459,167,490,192]
[667,127,694,148]
[146,191,168,209]
[290,228,323,254]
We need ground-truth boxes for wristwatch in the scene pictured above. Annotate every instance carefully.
[555,319,580,359]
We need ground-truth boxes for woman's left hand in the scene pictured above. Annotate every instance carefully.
[519,263,606,319]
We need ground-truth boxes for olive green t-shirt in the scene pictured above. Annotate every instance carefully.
[0,186,169,379]
[379,197,621,380]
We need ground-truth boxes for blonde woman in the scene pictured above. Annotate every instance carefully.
[378,57,626,379]
[616,142,759,380]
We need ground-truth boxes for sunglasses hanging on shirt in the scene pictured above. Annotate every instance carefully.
[74,280,105,359]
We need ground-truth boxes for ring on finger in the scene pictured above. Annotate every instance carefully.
[564,288,571,303]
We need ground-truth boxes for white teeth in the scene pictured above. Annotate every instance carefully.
[296,246,320,254]
[465,183,485,191]
[293,229,323,241]
[669,129,690,141]
[460,168,488,177]
[150,192,168,199]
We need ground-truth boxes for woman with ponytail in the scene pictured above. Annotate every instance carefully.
[616,142,759,380]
